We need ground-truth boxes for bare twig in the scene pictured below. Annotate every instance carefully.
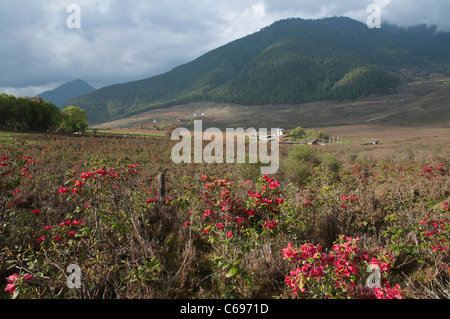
[124,196,153,256]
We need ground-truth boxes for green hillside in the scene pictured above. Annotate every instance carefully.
[64,17,450,124]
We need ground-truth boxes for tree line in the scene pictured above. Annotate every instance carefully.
[289,127,330,140]
[0,94,88,133]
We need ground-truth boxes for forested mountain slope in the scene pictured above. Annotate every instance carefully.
[64,17,450,124]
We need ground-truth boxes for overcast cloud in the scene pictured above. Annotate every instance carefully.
[1,0,449,97]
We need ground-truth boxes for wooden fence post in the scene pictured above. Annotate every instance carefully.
[158,168,169,205]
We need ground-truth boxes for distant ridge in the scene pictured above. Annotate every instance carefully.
[64,17,450,124]
[37,79,95,107]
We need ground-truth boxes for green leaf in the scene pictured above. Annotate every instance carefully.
[226,267,238,278]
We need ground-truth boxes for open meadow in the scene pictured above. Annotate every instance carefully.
[0,125,449,299]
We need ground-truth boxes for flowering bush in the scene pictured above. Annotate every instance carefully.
[1,148,164,299]
[283,236,402,299]
[175,174,287,297]
[385,201,450,262]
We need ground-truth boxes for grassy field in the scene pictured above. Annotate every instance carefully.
[95,73,450,131]
[0,131,36,144]
[86,127,167,137]
[0,124,449,300]
[325,125,450,164]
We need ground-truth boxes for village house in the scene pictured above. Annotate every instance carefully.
[307,139,319,145]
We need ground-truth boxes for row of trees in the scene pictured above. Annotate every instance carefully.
[289,126,330,140]
[0,94,88,133]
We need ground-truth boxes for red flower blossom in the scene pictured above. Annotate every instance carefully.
[72,188,82,195]
[4,283,16,294]
[73,180,84,187]
[23,274,33,281]
[7,273,19,283]
[203,209,213,218]
[265,220,277,230]
[59,187,70,194]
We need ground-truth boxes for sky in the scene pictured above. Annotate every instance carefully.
[1,0,450,97]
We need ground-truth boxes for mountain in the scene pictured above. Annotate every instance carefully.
[64,17,450,124]
[37,79,95,107]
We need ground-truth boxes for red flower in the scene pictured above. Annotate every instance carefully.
[68,231,76,237]
[54,234,61,242]
[265,220,277,230]
[74,180,84,187]
[269,180,280,189]
[380,261,391,272]
[7,273,19,283]
[282,243,298,260]
[72,188,82,194]
[203,209,213,218]
[226,231,233,238]
[23,274,33,281]
[37,236,46,243]
[4,283,16,294]
[32,209,40,216]
[369,257,378,265]
[59,187,70,194]
[216,223,225,230]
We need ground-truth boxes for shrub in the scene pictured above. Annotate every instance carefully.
[281,145,319,185]
[282,236,402,299]
[320,153,342,174]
